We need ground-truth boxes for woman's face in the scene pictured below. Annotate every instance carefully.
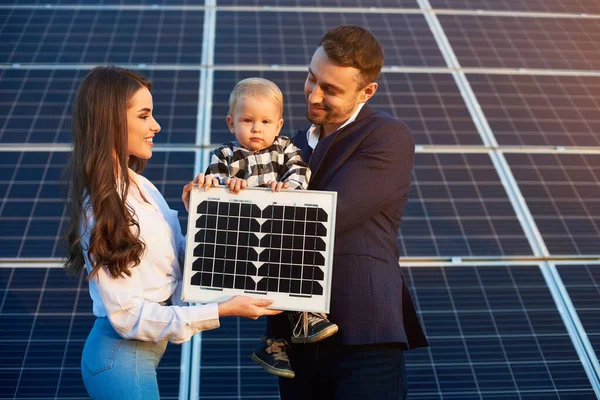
[127,87,161,160]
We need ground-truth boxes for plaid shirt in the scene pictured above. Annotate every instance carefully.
[205,136,311,190]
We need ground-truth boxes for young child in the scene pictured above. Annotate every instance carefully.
[205,77,338,379]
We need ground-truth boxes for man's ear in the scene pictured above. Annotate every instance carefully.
[359,82,378,103]
[226,115,235,134]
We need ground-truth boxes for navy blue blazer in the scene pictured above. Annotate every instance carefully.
[269,104,428,349]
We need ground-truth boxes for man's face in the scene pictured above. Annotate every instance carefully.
[304,46,376,136]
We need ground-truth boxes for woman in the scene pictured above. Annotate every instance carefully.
[63,66,280,399]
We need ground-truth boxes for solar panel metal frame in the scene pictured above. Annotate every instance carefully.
[182,187,337,313]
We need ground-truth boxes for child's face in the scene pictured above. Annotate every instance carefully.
[226,95,283,152]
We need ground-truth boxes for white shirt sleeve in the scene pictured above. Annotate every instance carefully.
[94,264,220,344]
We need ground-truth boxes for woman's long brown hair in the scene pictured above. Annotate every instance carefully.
[64,66,151,279]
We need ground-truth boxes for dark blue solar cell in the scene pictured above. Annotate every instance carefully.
[215,12,444,67]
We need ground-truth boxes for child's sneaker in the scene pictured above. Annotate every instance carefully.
[290,312,338,344]
[251,337,295,379]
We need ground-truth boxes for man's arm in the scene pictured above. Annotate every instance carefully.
[326,122,414,235]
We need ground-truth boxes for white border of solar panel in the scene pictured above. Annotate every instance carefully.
[182,187,337,313]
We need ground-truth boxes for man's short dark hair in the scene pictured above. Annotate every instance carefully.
[319,25,384,89]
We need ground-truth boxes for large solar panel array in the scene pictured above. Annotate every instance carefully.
[1,0,599,399]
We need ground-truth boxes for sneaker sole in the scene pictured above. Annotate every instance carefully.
[251,353,295,379]
[291,324,339,344]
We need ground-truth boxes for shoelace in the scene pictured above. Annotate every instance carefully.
[266,339,290,362]
[292,312,327,339]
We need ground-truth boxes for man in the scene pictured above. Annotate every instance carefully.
[265,25,428,399]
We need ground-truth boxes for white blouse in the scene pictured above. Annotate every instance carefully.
[82,169,219,344]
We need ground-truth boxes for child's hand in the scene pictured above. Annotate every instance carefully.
[225,177,248,194]
[266,180,290,192]
[182,174,219,211]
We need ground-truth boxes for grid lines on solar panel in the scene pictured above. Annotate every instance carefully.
[505,153,600,256]
[190,199,327,296]
[403,265,597,399]
[217,0,417,6]
[439,15,600,70]
[398,153,533,257]
[469,74,600,147]
[0,8,204,64]
[556,264,600,363]
[429,0,600,14]
[210,70,482,146]
[0,267,182,399]
[214,11,445,67]
[0,69,200,144]
[0,151,194,258]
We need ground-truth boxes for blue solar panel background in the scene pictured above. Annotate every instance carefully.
[214,11,445,67]
[469,74,600,147]
[1,0,600,399]
[506,153,600,256]
[0,9,204,64]
[429,0,600,13]
[0,69,200,144]
[439,15,600,70]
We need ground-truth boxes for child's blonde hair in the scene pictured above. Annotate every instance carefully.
[228,77,284,118]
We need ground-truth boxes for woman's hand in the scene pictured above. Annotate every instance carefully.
[182,173,219,211]
[217,296,283,320]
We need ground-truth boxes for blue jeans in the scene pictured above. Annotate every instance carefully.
[81,317,168,400]
[279,339,407,400]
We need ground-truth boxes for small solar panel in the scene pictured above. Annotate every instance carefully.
[506,153,600,256]
[403,264,597,399]
[469,74,600,147]
[429,0,600,14]
[439,15,600,70]
[0,151,194,258]
[0,267,183,399]
[0,69,200,145]
[557,264,600,361]
[398,153,533,257]
[182,187,336,312]
[210,70,482,146]
[214,11,445,67]
[0,9,204,64]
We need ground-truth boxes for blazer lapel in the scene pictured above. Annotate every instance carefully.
[308,104,375,186]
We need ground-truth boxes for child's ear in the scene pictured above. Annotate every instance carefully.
[226,115,235,134]
[276,118,284,132]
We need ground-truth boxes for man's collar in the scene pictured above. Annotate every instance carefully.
[306,103,366,149]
